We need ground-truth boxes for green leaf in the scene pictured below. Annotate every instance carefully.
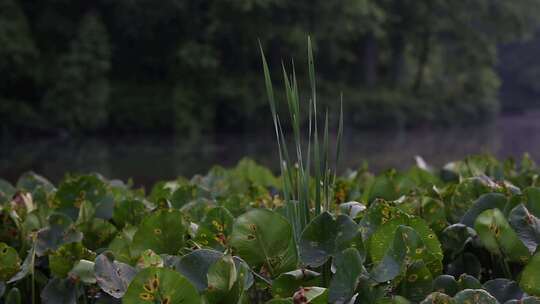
[440,224,477,258]
[123,267,201,304]
[69,259,96,284]
[460,193,507,227]
[483,279,523,303]
[206,255,247,304]
[49,242,95,278]
[371,225,423,283]
[175,249,253,293]
[433,275,459,296]
[420,292,456,304]
[95,252,137,298]
[0,243,20,281]
[136,249,164,269]
[54,175,114,220]
[520,251,540,296]
[112,199,147,228]
[194,206,234,250]
[474,208,530,263]
[524,187,540,218]
[453,289,498,304]
[131,209,186,256]
[36,213,83,256]
[369,216,443,275]
[329,248,365,303]
[300,212,363,267]
[272,269,320,298]
[400,261,434,302]
[41,278,77,304]
[508,204,540,254]
[230,209,295,276]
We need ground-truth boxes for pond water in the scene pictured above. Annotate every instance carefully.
[2,111,540,189]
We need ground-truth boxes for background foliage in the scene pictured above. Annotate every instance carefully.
[2,0,540,134]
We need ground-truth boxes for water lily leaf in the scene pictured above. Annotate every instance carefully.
[175,249,223,291]
[370,217,443,275]
[433,275,459,296]
[446,177,494,223]
[49,242,95,278]
[0,242,20,281]
[36,213,83,256]
[474,208,530,263]
[399,261,434,302]
[483,279,523,303]
[79,218,117,250]
[508,204,540,254]
[460,193,507,227]
[170,184,199,209]
[524,187,540,218]
[439,224,476,258]
[520,251,540,296]
[55,175,114,220]
[8,244,35,284]
[329,248,365,303]
[112,199,146,228]
[123,267,201,304]
[108,233,135,265]
[0,179,15,204]
[457,274,482,290]
[131,209,186,256]
[420,198,447,233]
[340,201,366,218]
[175,249,253,293]
[272,269,320,298]
[420,292,456,304]
[136,249,164,269]
[300,212,363,267]
[205,255,249,304]
[230,209,295,276]
[194,206,234,250]
[447,253,481,278]
[293,287,328,304]
[371,225,423,283]
[95,252,137,298]
[453,289,498,304]
[41,278,77,304]
[69,259,96,284]
[16,172,55,194]
[359,200,407,241]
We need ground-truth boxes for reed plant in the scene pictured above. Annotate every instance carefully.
[260,37,343,241]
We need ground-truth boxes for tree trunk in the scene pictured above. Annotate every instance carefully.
[362,32,378,87]
[413,29,431,92]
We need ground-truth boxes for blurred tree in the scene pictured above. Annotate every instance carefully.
[3,0,540,134]
[42,13,111,132]
[0,0,39,132]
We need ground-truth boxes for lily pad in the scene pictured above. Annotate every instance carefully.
[229,209,295,276]
[300,212,363,267]
[95,252,137,298]
[131,209,186,256]
[123,267,201,304]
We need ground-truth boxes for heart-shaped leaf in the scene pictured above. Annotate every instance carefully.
[230,209,295,276]
[131,209,186,256]
[95,252,137,298]
[474,208,530,263]
[300,212,363,267]
[123,267,201,303]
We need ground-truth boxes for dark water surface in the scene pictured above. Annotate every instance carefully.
[2,111,540,188]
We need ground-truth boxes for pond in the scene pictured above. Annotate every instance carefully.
[2,111,540,189]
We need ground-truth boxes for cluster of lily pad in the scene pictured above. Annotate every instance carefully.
[1,155,540,303]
